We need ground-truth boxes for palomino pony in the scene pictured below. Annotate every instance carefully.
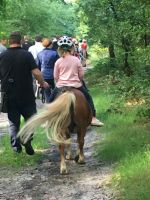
[18,88,92,174]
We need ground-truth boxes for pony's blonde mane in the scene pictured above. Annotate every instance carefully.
[18,91,76,144]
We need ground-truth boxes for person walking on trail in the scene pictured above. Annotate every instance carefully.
[0,32,49,155]
[81,39,88,58]
[52,38,59,51]
[28,35,44,96]
[0,37,7,54]
[49,36,104,127]
[72,39,80,59]
[37,38,59,102]
[21,35,32,51]
[28,35,44,64]
[78,39,87,67]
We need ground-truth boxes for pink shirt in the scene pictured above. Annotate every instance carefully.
[54,55,84,88]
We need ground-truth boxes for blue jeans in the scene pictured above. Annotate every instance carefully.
[49,86,96,117]
[44,79,55,103]
[7,102,37,149]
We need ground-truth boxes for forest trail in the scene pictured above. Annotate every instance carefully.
[0,65,117,200]
[0,128,117,200]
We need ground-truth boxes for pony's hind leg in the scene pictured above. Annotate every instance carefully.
[58,128,71,174]
[65,131,73,160]
[75,128,86,164]
[66,142,73,160]
[59,144,68,174]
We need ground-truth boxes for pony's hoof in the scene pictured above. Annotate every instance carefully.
[75,155,85,164]
[60,169,68,175]
[78,159,85,164]
[74,155,79,163]
[66,154,73,160]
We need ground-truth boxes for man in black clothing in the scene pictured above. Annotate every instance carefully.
[0,32,49,155]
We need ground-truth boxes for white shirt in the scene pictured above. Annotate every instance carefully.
[0,44,7,54]
[28,42,44,61]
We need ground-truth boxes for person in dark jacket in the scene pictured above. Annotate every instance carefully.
[21,35,32,51]
[37,38,59,102]
[0,32,49,155]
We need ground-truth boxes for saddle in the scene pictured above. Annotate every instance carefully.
[58,86,75,94]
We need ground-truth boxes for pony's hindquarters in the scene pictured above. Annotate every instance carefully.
[18,91,76,145]
[73,88,92,129]
[18,88,92,174]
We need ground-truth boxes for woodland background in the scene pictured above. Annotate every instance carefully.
[0,1,150,200]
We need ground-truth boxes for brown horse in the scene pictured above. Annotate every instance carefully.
[18,88,92,174]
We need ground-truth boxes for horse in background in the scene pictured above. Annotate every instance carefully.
[18,88,92,174]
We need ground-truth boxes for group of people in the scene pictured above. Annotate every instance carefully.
[0,32,103,155]
[71,38,88,67]
[22,35,59,102]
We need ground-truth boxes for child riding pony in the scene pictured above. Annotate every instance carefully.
[18,35,103,174]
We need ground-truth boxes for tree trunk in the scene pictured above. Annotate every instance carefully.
[143,33,150,47]
[122,37,133,76]
[108,43,116,68]
[0,0,5,8]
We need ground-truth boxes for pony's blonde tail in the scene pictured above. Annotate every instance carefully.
[18,91,76,144]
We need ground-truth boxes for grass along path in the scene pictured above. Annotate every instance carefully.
[90,86,150,200]
[0,127,50,167]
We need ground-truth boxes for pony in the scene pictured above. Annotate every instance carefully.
[18,88,92,174]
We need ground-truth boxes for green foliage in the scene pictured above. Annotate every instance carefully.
[115,152,150,200]
[77,0,150,76]
[110,73,149,101]
[91,86,150,163]
[86,63,150,124]
[88,69,150,200]
[0,0,77,37]
[0,127,49,167]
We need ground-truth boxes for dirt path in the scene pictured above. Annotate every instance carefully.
[0,128,116,200]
